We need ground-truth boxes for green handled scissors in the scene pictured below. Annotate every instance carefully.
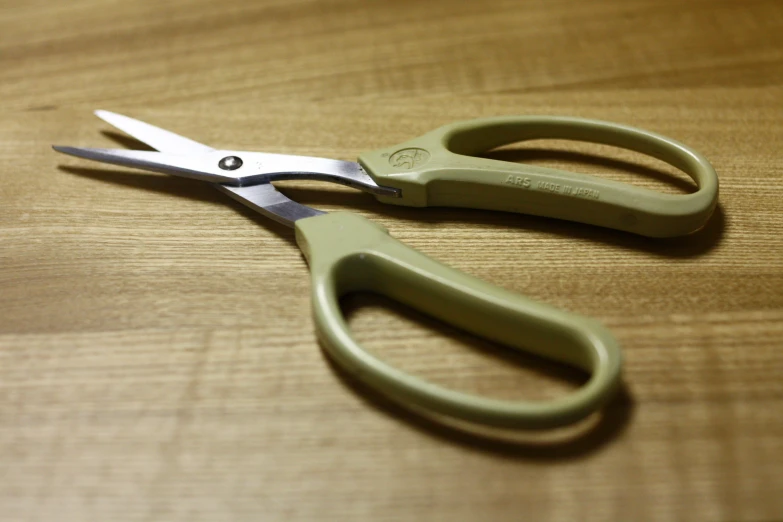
[54,111,718,429]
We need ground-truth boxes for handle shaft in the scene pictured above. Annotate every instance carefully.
[295,212,622,429]
[359,116,719,238]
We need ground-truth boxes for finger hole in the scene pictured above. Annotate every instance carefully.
[340,291,589,403]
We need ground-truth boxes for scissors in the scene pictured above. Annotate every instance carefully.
[54,111,718,429]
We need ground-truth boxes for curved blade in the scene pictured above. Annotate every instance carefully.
[95,110,214,154]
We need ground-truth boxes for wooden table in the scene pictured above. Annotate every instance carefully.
[2,1,782,520]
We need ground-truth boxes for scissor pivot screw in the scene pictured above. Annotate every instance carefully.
[218,156,243,171]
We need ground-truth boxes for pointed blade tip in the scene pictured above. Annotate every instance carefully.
[52,145,102,160]
[94,109,121,122]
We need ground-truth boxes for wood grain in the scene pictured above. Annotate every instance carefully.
[2,0,783,520]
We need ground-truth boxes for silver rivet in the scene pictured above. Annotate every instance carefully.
[218,156,243,171]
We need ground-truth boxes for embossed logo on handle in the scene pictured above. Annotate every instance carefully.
[389,148,430,170]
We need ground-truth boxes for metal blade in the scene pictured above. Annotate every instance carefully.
[54,145,401,196]
[54,144,323,227]
[52,146,241,184]
[216,183,324,228]
[55,111,393,228]
[95,110,214,154]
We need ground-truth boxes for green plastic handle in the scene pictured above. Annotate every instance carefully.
[359,116,719,238]
[295,211,622,429]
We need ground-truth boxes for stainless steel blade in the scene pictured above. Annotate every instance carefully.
[95,110,214,154]
[53,145,400,196]
[216,183,324,227]
[54,145,324,227]
[52,146,241,184]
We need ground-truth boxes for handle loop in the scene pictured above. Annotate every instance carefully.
[360,116,719,237]
[296,212,622,429]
